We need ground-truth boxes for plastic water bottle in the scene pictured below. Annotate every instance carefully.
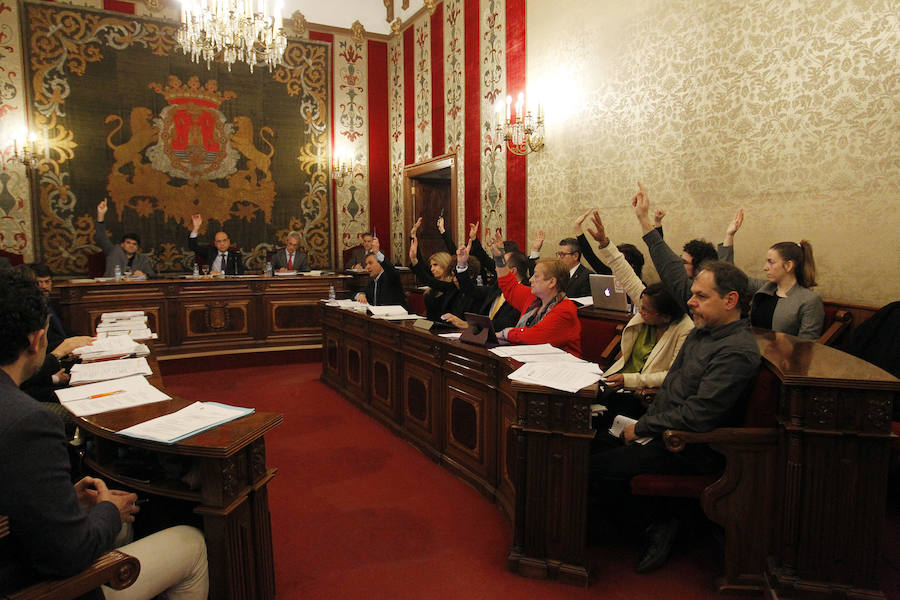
[113,264,121,281]
[265,261,273,277]
[193,263,199,278]
[476,275,484,286]
[328,284,336,300]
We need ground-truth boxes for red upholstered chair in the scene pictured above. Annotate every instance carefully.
[817,306,852,347]
[0,514,140,600]
[579,318,624,369]
[87,252,106,278]
[406,290,426,317]
[0,248,24,266]
[629,367,781,592]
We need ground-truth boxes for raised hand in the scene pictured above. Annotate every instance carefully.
[456,244,469,269]
[468,221,480,242]
[437,216,445,234]
[97,198,108,221]
[574,209,594,236]
[410,217,423,239]
[530,229,545,253]
[726,208,744,236]
[408,235,419,264]
[653,208,666,228]
[190,213,203,233]
[586,211,610,247]
[371,236,380,254]
[632,181,653,233]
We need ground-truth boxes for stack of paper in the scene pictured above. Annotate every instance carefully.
[55,374,171,416]
[495,344,604,393]
[608,414,652,445]
[69,357,153,385]
[117,401,254,444]
[73,334,150,361]
[324,299,368,312]
[368,305,421,320]
[96,311,157,340]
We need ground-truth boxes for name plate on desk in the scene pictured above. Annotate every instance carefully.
[413,318,435,330]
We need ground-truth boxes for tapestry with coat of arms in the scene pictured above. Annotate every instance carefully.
[24,1,331,274]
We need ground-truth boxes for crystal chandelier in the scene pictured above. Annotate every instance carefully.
[496,92,544,156]
[178,0,287,72]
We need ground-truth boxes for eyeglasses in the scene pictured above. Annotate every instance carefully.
[555,251,576,258]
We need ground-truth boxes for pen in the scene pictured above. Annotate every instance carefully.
[89,390,124,399]
[135,498,150,505]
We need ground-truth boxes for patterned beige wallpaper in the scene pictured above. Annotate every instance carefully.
[526,0,899,307]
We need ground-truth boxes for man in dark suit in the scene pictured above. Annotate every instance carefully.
[188,213,244,275]
[557,237,593,298]
[270,231,310,272]
[354,237,408,311]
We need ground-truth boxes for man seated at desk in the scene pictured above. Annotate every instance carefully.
[590,193,760,576]
[354,237,409,311]
[0,269,209,600]
[188,213,245,275]
[271,231,310,272]
[348,232,375,270]
[95,199,155,279]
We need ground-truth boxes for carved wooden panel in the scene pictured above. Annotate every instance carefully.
[442,374,497,489]
[401,359,440,453]
[369,342,400,424]
[270,301,320,331]
[322,329,341,385]
[343,334,367,405]
[185,301,250,337]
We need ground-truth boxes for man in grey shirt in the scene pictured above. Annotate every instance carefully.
[589,183,761,574]
[94,199,155,279]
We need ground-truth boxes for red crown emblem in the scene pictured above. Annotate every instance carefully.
[148,75,236,108]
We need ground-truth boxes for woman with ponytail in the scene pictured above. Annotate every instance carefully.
[718,211,824,340]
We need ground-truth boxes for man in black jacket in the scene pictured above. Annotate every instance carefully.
[355,237,408,311]
[0,269,208,599]
[188,213,244,275]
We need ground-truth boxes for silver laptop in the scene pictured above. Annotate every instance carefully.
[589,274,630,312]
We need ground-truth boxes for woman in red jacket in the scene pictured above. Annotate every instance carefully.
[491,236,582,357]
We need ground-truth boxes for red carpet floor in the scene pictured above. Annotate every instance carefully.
[162,362,900,600]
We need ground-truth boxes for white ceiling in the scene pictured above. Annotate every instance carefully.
[282,1,426,36]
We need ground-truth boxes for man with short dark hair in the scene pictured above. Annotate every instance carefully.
[590,183,762,574]
[556,237,593,298]
[95,199,155,279]
[0,269,208,599]
[355,237,408,310]
[188,213,244,275]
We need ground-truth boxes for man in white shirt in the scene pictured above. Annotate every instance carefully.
[187,214,244,275]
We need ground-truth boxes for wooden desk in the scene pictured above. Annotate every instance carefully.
[54,275,353,358]
[320,305,597,585]
[76,362,283,600]
[322,307,898,596]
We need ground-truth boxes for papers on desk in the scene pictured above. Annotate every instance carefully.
[274,270,297,276]
[507,362,604,393]
[308,270,324,276]
[570,296,593,307]
[73,335,150,361]
[439,332,463,339]
[368,305,421,320]
[55,375,171,417]
[95,311,157,341]
[325,299,367,312]
[608,415,652,445]
[117,401,254,444]
[489,343,560,357]
[69,357,153,385]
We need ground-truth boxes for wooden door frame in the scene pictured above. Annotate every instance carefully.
[402,152,458,260]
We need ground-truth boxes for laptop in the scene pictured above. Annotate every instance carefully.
[589,274,630,312]
[459,312,499,347]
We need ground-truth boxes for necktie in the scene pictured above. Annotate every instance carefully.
[218,253,227,272]
[489,295,506,319]
[287,252,293,270]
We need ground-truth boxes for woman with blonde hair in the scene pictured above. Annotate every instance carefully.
[409,218,461,321]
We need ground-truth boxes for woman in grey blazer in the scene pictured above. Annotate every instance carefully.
[718,211,824,340]
[747,240,824,340]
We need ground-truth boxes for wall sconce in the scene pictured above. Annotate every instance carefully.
[332,148,354,187]
[4,130,41,170]
[496,92,544,156]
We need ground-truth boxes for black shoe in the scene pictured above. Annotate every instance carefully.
[635,517,679,573]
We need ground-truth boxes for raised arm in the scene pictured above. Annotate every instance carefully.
[717,208,742,262]
[575,208,612,275]
[93,199,115,253]
[633,183,693,307]
[587,211,646,302]
[188,213,203,251]
[437,216,456,253]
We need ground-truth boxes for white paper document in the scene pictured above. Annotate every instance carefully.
[489,343,562,357]
[367,305,409,317]
[100,310,144,320]
[55,375,171,417]
[117,401,254,444]
[439,332,463,339]
[69,357,153,385]
[608,415,653,445]
[73,335,150,360]
[570,296,593,306]
[274,270,297,276]
[507,362,603,393]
